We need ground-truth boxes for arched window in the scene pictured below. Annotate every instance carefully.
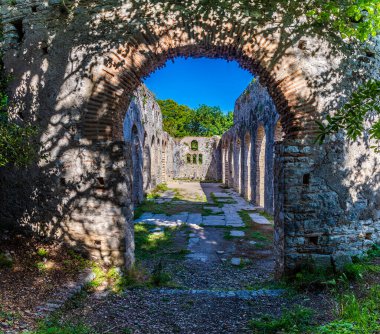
[191,140,198,151]
[198,154,203,164]
[186,154,191,164]
[193,154,197,164]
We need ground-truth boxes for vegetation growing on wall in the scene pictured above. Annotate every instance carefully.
[158,99,233,138]
[0,53,38,167]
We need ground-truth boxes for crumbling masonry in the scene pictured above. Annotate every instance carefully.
[0,0,380,275]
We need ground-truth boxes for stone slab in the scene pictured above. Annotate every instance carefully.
[249,213,272,225]
[230,230,245,237]
[231,258,241,266]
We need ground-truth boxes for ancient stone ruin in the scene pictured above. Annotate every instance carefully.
[1,0,380,276]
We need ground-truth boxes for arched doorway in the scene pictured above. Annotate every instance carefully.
[228,141,234,188]
[143,132,151,193]
[161,141,167,183]
[29,4,334,275]
[235,138,242,194]
[255,126,266,208]
[131,125,143,204]
[244,132,252,201]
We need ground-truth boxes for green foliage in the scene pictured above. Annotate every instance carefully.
[316,285,380,334]
[0,252,13,268]
[150,260,172,286]
[158,99,233,138]
[0,306,19,327]
[249,305,314,334]
[134,223,175,260]
[317,79,380,150]
[26,320,97,334]
[37,248,49,257]
[306,0,380,42]
[251,231,268,241]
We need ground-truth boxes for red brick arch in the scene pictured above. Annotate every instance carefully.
[83,22,317,141]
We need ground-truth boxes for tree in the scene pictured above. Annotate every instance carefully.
[317,79,380,150]
[157,100,233,138]
[308,0,380,147]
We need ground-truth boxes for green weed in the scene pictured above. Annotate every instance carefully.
[25,320,97,334]
[0,252,13,268]
[251,231,268,241]
[249,305,314,333]
[36,248,49,257]
[315,285,380,334]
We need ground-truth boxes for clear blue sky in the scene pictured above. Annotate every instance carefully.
[144,57,253,113]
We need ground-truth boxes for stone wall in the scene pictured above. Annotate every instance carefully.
[0,0,380,275]
[223,77,380,273]
[222,79,281,214]
[173,136,222,182]
[124,88,222,189]
[123,84,174,203]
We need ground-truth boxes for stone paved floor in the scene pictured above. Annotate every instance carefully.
[134,181,272,267]
[57,182,335,333]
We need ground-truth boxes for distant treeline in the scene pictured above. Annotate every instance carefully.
[157,99,233,138]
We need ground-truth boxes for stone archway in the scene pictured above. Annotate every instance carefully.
[143,133,152,193]
[228,141,235,189]
[255,126,266,208]
[2,0,379,276]
[131,125,143,204]
[243,132,252,202]
[234,138,242,194]
[78,15,320,274]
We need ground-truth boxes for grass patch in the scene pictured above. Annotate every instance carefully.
[315,285,380,333]
[134,223,188,262]
[210,192,224,208]
[0,252,13,268]
[0,306,19,327]
[134,224,176,260]
[224,230,234,240]
[134,200,208,219]
[25,319,97,334]
[251,231,269,241]
[145,183,170,200]
[289,245,380,290]
[36,248,49,257]
[238,210,252,226]
[249,305,314,333]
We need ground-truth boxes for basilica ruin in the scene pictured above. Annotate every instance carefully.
[0,0,380,277]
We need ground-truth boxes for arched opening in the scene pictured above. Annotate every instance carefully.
[244,132,252,201]
[5,4,376,324]
[156,138,161,185]
[80,29,319,277]
[150,135,156,187]
[235,138,242,193]
[143,132,151,192]
[222,141,230,185]
[255,126,266,208]
[161,141,167,182]
[228,141,234,188]
[191,140,199,151]
[131,125,143,204]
